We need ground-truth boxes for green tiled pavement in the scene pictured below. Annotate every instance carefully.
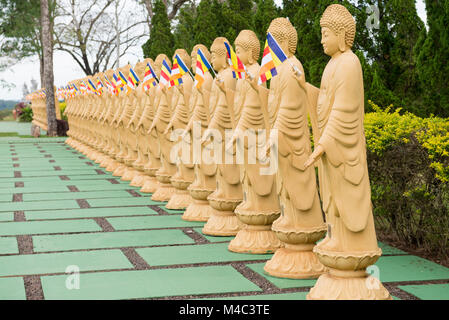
[137,243,272,267]
[0,249,133,276]
[107,215,204,230]
[0,278,26,300]
[0,137,448,300]
[41,266,262,300]
[33,229,195,252]
[0,219,102,235]
[399,283,449,300]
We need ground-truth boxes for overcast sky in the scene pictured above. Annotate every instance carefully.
[0,0,427,101]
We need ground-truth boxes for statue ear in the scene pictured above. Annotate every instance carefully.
[338,29,346,52]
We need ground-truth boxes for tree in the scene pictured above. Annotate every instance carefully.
[54,0,148,75]
[40,0,57,136]
[253,0,279,54]
[221,0,255,43]
[192,0,218,49]
[141,0,191,21]
[416,0,449,117]
[142,0,175,59]
[173,2,197,53]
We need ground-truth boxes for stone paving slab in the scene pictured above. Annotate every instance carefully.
[0,139,447,300]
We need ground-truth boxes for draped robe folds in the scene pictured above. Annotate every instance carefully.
[206,67,241,201]
[234,63,279,213]
[128,88,146,165]
[187,72,215,192]
[169,73,194,183]
[268,57,324,231]
[312,50,378,253]
[152,85,176,177]
[138,86,160,173]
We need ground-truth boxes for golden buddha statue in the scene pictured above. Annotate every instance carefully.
[182,44,216,222]
[227,30,282,254]
[202,37,244,236]
[149,54,177,201]
[259,18,327,279]
[302,4,391,300]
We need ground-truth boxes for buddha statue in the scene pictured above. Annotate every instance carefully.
[227,30,282,254]
[301,4,391,300]
[182,44,216,222]
[259,18,327,279]
[148,54,177,201]
[137,58,162,193]
[165,49,195,209]
[202,37,244,236]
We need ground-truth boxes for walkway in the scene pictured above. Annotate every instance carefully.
[0,135,448,299]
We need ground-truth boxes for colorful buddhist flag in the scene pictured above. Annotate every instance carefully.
[170,55,184,87]
[113,73,124,93]
[258,32,288,85]
[80,81,87,94]
[194,48,212,89]
[159,59,172,87]
[87,79,97,94]
[224,42,247,79]
[143,63,158,91]
[127,67,140,90]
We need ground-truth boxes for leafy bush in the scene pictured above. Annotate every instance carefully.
[18,106,33,122]
[364,102,449,260]
[59,101,68,121]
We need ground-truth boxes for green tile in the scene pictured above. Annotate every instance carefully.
[0,194,12,202]
[41,265,262,299]
[0,277,26,300]
[247,263,317,289]
[26,206,158,220]
[378,242,408,255]
[0,219,102,236]
[76,184,141,192]
[19,170,99,177]
[203,292,308,300]
[0,186,69,194]
[159,205,185,214]
[108,215,205,230]
[0,249,132,276]
[87,197,163,207]
[0,237,19,254]
[0,212,14,221]
[193,227,234,243]
[398,283,449,300]
[0,199,80,212]
[34,229,195,252]
[375,255,449,282]
[23,190,134,201]
[137,243,272,267]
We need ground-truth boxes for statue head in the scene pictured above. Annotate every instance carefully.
[154,54,171,78]
[174,48,191,70]
[120,64,131,76]
[320,4,356,57]
[191,44,210,75]
[267,18,297,57]
[211,37,231,72]
[131,61,144,80]
[143,57,155,69]
[105,69,114,82]
[235,30,260,65]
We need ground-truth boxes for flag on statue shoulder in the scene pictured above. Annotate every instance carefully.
[258,32,288,85]
[170,54,190,87]
[159,59,172,88]
[113,73,124,93]
[194,48,213,89]
[143,63,158,91]
[224,42,247,79]
[118,71,128,92]
[127,67,140,91]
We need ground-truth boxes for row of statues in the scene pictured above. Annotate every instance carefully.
[29,93,61,132]
[31,5,391,300]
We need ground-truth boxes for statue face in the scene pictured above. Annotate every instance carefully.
[236,45,250,65]
[211,50,226,72]
[321,27,340,57]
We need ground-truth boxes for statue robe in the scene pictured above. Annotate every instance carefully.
[311,50,378,252]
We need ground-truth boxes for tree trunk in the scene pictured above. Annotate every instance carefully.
[40,0,57,136]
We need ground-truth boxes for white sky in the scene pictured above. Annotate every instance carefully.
[0,0,428,101]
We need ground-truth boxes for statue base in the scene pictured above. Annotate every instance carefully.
[307,271,392,300]
[183,199,214,222]
[151,182,176,202]
[121,167,137,181]
[129,173,145,187]
[202,197,243,236]
[229,225,282,254]
[264,244,326,279]
[306,245,391,300]
[105,160,120,172]
[140,176,159,194]
[166,189,192,210]
[112,164,126,177]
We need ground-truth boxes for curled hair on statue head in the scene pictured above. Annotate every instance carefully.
[235,30,260,62]
[267,17,298,55]
[320,4,356,48]
[211,37,231,57]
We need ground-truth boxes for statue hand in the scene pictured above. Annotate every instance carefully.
[163,123,173,135]
[304,144,324,169]
[247,74,259,91]
[216,77,225,93]
[292,66,306,90]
